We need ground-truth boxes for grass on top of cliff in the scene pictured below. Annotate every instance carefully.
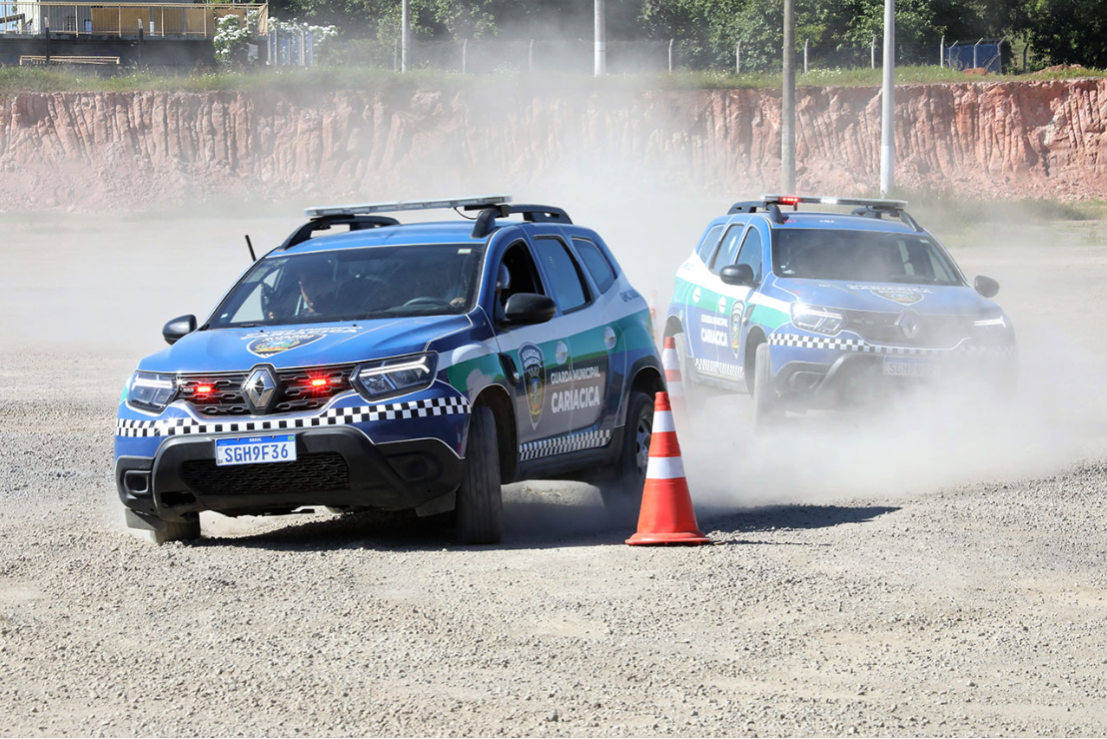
[2,64,1105,93]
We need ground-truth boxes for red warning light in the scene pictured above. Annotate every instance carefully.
[779,196,801,206]
[195,384,213,395]
[311,378,327,387]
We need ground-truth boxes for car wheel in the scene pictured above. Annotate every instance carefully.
[600,391,654,522]
[124,509,201,545]
[455,405,504,545]
[752,342,783,429]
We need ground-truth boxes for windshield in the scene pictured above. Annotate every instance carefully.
[772,229,962,285]
[208,244,484,328]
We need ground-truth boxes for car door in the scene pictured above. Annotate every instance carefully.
[531,233,609,435]
[490,239,575,446]
[694,221,746,382]
[569,235,625,432]
[717,222,768,387]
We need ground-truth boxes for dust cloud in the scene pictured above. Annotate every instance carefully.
[1,80,1104,533]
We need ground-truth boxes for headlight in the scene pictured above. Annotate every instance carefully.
[790,303,846,335]
[353,353,437,401]
[128,371,177,412]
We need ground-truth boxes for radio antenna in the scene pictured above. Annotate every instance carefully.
[244,235,257,262]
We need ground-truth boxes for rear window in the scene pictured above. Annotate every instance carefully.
[572,238,616,293]
[695,225,724,262]
[772,229,962,285]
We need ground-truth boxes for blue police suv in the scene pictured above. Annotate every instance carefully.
[665,195,1017,426]
[116,196,664,544]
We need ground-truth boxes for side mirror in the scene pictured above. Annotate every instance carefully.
[502,293,557,326]
[163,314,197,345]
[974,275,1000,299]
[720,264,756,287]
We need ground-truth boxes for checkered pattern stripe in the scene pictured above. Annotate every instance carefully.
[769,333,1016,357]
[519,429,612,462]
[694,357,744,379]
[115,396,470,438]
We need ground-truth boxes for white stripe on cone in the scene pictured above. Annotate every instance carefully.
[646,453,685,480]
[653,409,675,433]
[662,348,680,371]
[666,380,684,397]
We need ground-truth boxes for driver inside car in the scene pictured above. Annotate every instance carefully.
[295,260,340,317]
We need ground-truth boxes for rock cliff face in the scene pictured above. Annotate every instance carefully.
[0,79,1103,211]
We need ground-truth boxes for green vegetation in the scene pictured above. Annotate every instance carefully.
[273,0,1107,71]
[2,63,1104,94]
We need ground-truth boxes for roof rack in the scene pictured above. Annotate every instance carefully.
[304,195,511,218]
[726,194,921,231]
[277,214,400,251]
[469,203,572,239]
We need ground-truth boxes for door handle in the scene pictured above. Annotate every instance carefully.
[555,341,569,365]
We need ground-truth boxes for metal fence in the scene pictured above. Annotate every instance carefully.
[322,37,1013,75]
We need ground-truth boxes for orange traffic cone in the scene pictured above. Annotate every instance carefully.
[661,336,688,423]
[626,392,711,546]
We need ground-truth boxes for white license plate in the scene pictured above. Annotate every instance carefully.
[883,358,940,378]
[215,435,297,466]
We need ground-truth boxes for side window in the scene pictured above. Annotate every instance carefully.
[695,225,725,262]
[534,236,589,312]
[735,228,764,282]
[709,223,745,274]
[496,240,544,309]
[572,238,615,294]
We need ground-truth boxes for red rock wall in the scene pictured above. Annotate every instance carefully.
[0,79,1103,211]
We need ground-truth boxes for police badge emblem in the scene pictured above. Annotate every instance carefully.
[518,343,545,429]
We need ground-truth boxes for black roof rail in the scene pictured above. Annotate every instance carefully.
[277,214,400,252]
[727,200,786,224]
[850,205,925,233]
[469,203,572,239]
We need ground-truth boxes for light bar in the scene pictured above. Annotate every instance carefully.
[305,195,512,218]
[761,194,909,209]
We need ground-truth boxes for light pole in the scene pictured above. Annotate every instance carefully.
[880,0,895,195]
[400,0,409,73]
[594,0,605,76]
[781,0,796,194]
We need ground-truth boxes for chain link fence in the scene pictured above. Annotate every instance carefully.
[324,37,1014,75]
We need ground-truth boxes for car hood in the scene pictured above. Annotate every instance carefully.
[138,315,472,373]
[775,278,1001,316]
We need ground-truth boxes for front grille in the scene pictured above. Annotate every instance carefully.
[179,452,350,498]
[842,310,975,348]
[176,363,357,416]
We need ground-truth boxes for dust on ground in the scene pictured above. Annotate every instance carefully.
[1,208,1106,737]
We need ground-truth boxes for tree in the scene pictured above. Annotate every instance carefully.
[1025,0,1107,68]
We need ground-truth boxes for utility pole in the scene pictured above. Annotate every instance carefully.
[594,0,605,76]
[880,0,895,195]
[781,0,796,194]
[400,0,409,72]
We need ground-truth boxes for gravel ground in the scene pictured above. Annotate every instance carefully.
[1,216,1106,737]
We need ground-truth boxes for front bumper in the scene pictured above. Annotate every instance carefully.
[768,332,1018,408]
[116,425,464,521]
[114,390,470,521]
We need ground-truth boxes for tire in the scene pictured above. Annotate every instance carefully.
[600,391,654,522]
[752,342,783,429]
[124,509,200,545]
[455,405,504,545]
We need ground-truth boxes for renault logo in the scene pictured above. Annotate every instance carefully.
[896,310,921,340]
[243,367,277,411]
